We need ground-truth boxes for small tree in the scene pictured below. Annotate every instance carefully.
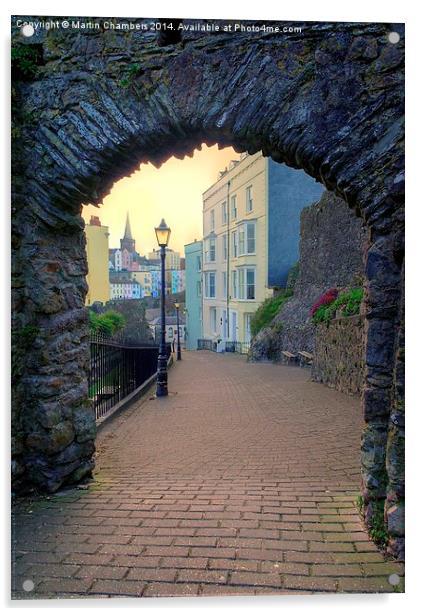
[89,310,126,336]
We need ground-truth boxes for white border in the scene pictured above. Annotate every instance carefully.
[2,0,419,613]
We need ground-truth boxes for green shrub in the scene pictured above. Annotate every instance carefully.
[11,44,42,80]
[250,290,292,337]
[312,287,363,324]
[120,62,142,88]
[89,310,126,336]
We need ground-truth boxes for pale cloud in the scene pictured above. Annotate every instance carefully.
[82,144,238,255]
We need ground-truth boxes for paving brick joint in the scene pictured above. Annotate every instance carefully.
[11,352,404,598]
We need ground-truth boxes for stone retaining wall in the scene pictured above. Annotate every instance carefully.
[312,315,364,396]
[249,191,367,361]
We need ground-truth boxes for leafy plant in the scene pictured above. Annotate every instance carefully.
[367,500,388,549]
[311,287,363,324]
[11,44,43,80]
[119,62,142,88]
[250,289,292,337]
[310,288,339,318]
[89,310,126,337]
[355,496,388,549]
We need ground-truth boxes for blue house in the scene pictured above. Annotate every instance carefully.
[267,161,323,287]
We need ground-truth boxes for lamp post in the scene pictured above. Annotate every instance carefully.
[154,219,171,397]
[174,302,182,360]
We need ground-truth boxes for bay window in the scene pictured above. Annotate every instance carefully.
[236,221,256,255]
[235,267,256,300]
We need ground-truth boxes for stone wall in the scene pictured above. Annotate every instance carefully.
[250,190,368,360]
[312,315,365,396]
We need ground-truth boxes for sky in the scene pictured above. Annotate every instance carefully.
[82,144,239,255]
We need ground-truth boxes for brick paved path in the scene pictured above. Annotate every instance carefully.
[12,352,404,598]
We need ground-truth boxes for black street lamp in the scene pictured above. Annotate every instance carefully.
[174,302,182,361]
[154,219,171,397]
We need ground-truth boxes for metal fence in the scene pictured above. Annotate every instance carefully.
[89,335,172,421]
[197,339,250,355]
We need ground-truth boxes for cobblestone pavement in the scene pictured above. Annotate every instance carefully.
[12,351,404,599]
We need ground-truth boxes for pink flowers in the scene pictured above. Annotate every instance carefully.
[310,288,339,317]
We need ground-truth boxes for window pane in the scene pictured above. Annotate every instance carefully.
[247,223,256,253]
[231,195,237,219]
[210,238,216,261]
[246,269,255,299]
[246,186,253,212]
[239,269,245,299]
[239,227,245,255]
[210,273,215,297]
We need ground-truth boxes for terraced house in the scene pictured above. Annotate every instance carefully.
[201,152,323,348]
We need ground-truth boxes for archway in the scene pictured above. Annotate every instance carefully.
[11,18,404,557]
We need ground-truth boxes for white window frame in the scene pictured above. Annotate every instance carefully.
[222,233,227,261]
[204,272,216,299]
[222,201,227,225]
[204,237,216,263]
[246,185,253,212]
[236,267,256,300]
[210,307,217,333]
[237,221,256,256]
[232,230,238,258]
[232,270,238,299]
[238,225,245,255]
[209,237,216,262]
[231,194,237,220]
[245,313,252,343]
[210,209,215,231]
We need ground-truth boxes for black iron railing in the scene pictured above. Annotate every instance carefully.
[197,338,215,351]
[89,335,172,421]
[197,339,250,355]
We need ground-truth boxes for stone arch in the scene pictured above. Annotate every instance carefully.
[11,19,404,557]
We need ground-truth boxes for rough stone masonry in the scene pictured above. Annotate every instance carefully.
[11,18,404,558]
[249,190,368,359]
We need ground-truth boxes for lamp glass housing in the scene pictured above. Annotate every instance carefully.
[155,219,171,247]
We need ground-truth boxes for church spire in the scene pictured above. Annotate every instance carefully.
[120,211,136,254]
[123,212,133,240]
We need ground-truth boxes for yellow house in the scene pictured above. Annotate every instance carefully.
[132,270,153,297]
[202,152,271,345]
[201,152,324,348]
[148,248,181,271]
[85,215,110,306]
